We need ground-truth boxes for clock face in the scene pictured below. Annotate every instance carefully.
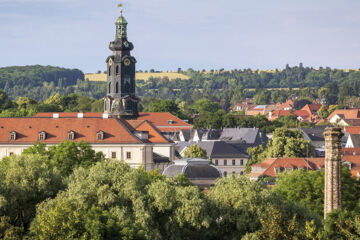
[108,58,113,66]
[124,58,131,66]
[124,41,129,47]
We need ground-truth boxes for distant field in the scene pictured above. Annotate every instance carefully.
[85,72,190,82]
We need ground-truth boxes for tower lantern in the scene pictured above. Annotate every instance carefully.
[104,3,139,118]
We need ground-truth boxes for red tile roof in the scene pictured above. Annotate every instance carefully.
[0,118,141,144]
[251,156,360,178]
[344,126,360,135]
[342,148,360,156]
[327,109,360,121]
[277,100,294,110]
[32,112,193,133]
[133,120,170,144]
[301,104,322,114]
[268,110,292,121]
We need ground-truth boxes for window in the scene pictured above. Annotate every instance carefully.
[215,160,218,166]
[108,83,111,94]
[108,66,111,76]
[9,152,14,156]
[97,131,104,140]
[111,152,117,159]
[240,160,244,166]
[240,171,244,175]
[116,82,119,93]
[68,131,75,140]
[223,171,227,177]
[9,131,16,141]
[39,131,46,140]
[126,152,132,159]
[232,159,236,166]
[116,65,119,75]
[224,160,227,166]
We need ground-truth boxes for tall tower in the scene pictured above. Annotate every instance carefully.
[104,4,139,118]
[324,127,343,219]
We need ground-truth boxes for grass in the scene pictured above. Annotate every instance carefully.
[85,72,190,82]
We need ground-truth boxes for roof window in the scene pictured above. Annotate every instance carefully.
[39,131,46,141]
[9,131,16,141]
[97,131,104,140]
[68,131,75,140]
[168,120,174,124]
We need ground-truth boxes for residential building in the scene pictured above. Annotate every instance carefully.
[249,156,360,180]
[179,141,249,176]
[327,109,360,125]
[245,105,277,116]
[345,134,360,148]
[276,99,294,111]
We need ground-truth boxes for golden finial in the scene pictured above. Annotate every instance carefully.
[118,2,123,14]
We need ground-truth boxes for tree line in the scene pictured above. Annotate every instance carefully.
[2,65,360,110]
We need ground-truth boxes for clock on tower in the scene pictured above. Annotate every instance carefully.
[104,4,139,118]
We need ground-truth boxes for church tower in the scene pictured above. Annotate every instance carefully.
[104,5,139,118]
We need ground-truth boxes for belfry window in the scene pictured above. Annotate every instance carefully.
[108,66,111,76]
[116,65,119,75]
[68,131,75,140]
[109,83,111,94]
[39,131,46,141]
[9,131,16,141]
[97,131,104,141]
[116,82,119,93]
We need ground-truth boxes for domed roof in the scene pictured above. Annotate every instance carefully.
[116,14,128,25]
[163,158,222,180]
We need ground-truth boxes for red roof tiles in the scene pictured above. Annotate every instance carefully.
[32,112,193,133]
[327,109,360,121]
[0,118,141,144]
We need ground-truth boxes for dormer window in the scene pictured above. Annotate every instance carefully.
[68,131,75,140]
[97,131,104,140]
[9,131,16,141]
[39,131,46,141]
[168,120,174,124]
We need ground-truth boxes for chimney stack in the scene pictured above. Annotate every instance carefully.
[324,127,343,219]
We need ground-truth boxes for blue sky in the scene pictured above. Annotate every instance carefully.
[0,0,359,73]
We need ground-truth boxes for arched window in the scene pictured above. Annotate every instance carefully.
[68,131,75,140]
[108,83,111,94]
[116,65,119,75]
[116,82,119,93]
[108,66,111,76]
[39,131,46,141]
[9,131,16,141]
[97,131,104,140]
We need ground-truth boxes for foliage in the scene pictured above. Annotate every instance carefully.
[145,99,183,118]
[183,145,207,159]
[246,128,315,169]
[274,168,360,217]
[29,161,211,240]
[0,154,64,236]
[23,141,105,177]
[317,105,329,119]
[207,176,321,239]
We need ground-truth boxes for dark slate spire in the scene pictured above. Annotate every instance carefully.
[104,4,139,118]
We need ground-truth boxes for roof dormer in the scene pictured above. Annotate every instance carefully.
[39,131,46,141]
[97,131,104,141]
[68,131,75,140]
[9,131,16,141]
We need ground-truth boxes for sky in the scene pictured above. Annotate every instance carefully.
[0,0,360,73]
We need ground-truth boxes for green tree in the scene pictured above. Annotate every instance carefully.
[191,98,221,113]
[183,145,207,159]
[47,140,105,176]
[317,105,329,119]
[0,154,63,236]
[274,168,360,217]
[147,99,182,117]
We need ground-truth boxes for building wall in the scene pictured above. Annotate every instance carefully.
[211,158,248,176]
[0,143,174,169]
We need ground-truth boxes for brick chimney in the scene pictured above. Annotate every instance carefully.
[323,127,343,219]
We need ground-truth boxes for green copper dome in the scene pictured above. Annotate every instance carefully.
[116,14,128,25]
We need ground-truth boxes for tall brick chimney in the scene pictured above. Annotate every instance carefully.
[323,127,343,219]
